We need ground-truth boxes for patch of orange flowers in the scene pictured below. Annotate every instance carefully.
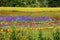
[0,29,3,32]
[0,29,12,32]
[0,26,60,33]
[30,27,45,30]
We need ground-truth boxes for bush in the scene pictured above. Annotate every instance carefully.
[0,0,48,7]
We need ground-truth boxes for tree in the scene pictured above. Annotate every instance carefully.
[48,0,60,7]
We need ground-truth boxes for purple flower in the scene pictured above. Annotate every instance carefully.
[5,16,12,21]
[0,16,55,22]
[0,16,6,21]
[14,16,33,21]
[21,16,32,21]
[40,16,51,20]
[33,16,55,21]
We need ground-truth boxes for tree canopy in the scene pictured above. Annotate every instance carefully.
[0,0,60,7]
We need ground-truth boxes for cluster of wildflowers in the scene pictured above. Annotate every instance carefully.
[0,16,57,27]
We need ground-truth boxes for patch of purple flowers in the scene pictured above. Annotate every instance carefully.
[0,16,55,22]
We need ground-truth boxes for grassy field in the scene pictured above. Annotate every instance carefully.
[0,7,60,40]
[0,11,60,40]
[0,26,60,40]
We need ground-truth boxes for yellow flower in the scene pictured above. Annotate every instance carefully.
[56,26,60,29]
[38,28,41,30]
[40,27,44,30]
[35,28,39,30]
[48,27,53,29]
[15,28,20,33]
[14,22,18,24]
[1,22,4,24]
[23,27,27,30]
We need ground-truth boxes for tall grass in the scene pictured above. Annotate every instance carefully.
[0,27,60,40]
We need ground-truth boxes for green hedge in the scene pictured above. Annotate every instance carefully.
[0,0,60,7]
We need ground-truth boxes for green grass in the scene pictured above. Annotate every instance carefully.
[0,27,60,40]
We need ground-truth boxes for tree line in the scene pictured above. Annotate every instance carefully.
[0,0,60,7]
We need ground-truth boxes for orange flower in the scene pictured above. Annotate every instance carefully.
[4,29,12,32]
[30,28,33,30]
[5,22,8,25]
[7,29,12,32]
[0,29,3,32]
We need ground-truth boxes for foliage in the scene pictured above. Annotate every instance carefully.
[0,0,60,7]
[48,0,60,7]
